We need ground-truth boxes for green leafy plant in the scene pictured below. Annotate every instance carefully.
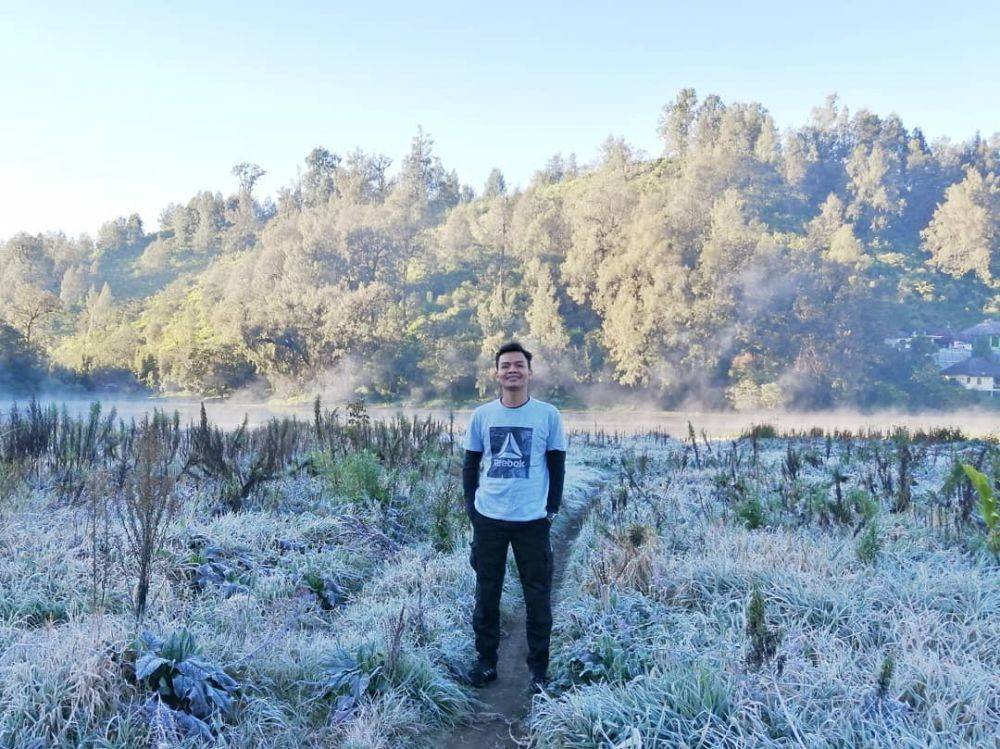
[735,495,765,530]
[318,450,390,507]
[847,488,879,521]
[322,646,379,722]
[133,629,239,731]
[745,585,782,671]
[1,597,69,627]
[876,651,895,698]
[321,637,473,724]
[856,519,883,566]
[962,463,1000,556]
[551,594,661,688]
[302,572,348,611]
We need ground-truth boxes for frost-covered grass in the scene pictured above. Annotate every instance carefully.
[0,402,607,748]
[530,433,1000,748]
[0,405,477,747]
[3,410,996,748]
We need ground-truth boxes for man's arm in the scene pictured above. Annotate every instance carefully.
[545,449,566,516]
[463,449,483,519]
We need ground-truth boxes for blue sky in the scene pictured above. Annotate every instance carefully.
[1,0,997,239]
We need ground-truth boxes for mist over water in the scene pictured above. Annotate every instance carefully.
[2,393,996,439]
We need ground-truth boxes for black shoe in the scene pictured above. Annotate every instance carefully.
[467,660,498,687]
[530,672,549,694]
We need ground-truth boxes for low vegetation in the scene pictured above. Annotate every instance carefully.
[0,405,996,747]
[529,424,999,748]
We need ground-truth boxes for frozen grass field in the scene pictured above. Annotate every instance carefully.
[0,403,997,747]
[530,428,999,748]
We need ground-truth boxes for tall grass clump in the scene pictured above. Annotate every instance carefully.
[0,621,137,747]
[321,632,475,727]
[529,667,734,749]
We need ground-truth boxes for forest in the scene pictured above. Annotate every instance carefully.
[1,90,998,409]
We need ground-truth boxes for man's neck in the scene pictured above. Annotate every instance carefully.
[500,390,529,408]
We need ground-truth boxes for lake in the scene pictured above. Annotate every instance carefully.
[3,396,997,439]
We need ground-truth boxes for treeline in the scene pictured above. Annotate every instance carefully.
[1,92,998,408]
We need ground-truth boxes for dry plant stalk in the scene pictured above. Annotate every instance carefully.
[117,426,179,620]
[585,524,659,601]
[384,606,407,676]
[86,469,113,614]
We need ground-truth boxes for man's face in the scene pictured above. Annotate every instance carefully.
[496,351,532,391]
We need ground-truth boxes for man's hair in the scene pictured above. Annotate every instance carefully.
[495,341,533,370]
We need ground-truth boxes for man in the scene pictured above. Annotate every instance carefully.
[462,341,567,693]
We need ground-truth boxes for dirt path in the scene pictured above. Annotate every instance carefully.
[439,481,598,749]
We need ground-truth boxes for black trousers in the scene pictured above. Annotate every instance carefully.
[469,509,553,676]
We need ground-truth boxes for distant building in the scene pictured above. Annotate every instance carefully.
[959,320,1000,354]
[883,327,974,369]
[884,320,1000,394]
[932,337,974,370]
[941,356,1000,397]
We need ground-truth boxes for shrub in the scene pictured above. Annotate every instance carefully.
[430,482,459,553]
[133,628,239,734]
[116,425,180,620]
[741,423,778,440]
[321,640,474,725]
[319,450,390,507]
[584,525,659,597]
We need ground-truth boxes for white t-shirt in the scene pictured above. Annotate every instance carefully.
[462,397,568,521]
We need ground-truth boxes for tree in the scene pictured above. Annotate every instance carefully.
[525,260,569,355]
[231,162,266,197]
[125,213,145,244]
[341,149,392,203]
[658,88,698,157]
[0,322,48,393]
[60,265,89,306]
[922,169,998,282]
[303,147,341,205]
[191,191,225,253]
[3,285,61,346]
[96,218,130,253]
[161,203,197,249]
[483,168,507,199]
[397,127,438,205]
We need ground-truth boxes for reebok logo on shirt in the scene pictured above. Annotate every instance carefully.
[488,427,532,478]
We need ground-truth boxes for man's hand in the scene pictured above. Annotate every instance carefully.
[546,512,558,524]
